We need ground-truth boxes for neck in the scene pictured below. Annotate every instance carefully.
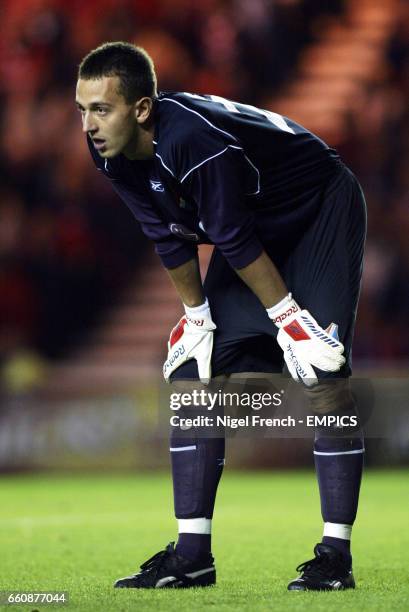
[123,123,155,160]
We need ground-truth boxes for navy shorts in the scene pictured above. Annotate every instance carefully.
[171,164,367,381]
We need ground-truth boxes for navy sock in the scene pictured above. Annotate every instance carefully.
[170,426,224,562]
[314,435,364,526]
[314,428,364,563]
[170,436,225,519]
[176,533,212,561]
[322,536,351,560]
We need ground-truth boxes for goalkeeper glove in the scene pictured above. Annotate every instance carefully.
[163,298,216,384]
[267,293,345,387]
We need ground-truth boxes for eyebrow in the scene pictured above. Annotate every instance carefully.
[75,101,113,110]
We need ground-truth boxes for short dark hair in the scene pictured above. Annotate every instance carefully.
[78,42,157,103]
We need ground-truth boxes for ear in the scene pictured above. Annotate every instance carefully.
[135,97,153,124]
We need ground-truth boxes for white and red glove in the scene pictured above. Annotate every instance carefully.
[267,293,345,387]
[163,298,216,384]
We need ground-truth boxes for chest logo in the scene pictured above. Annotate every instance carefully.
[150,180,165,192]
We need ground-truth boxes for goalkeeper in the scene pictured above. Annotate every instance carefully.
[76,42,367,591]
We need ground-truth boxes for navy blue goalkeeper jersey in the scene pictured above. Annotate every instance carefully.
[88,91,342,269]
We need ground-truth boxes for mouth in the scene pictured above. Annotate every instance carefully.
[92,138,106,151]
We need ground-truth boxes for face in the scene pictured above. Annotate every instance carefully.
[76,76,143,158]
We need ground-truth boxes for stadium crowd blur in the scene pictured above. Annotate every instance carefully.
[0,0,408,376]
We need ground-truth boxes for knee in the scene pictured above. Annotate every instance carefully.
[304,378,354,414]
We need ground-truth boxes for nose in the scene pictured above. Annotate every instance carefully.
[82,111,97,135]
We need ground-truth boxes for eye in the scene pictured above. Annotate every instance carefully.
[96,107,108,115]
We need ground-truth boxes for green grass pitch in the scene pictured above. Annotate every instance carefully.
[1,470,408,611]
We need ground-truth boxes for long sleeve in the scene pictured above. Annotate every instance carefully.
[180,145,263,269]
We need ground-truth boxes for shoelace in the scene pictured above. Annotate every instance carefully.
[139,544,174,575]
[296,553,338,579]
